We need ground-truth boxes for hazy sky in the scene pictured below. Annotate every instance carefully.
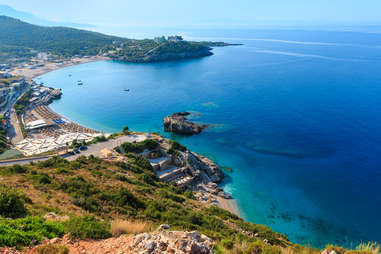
[1,0,381,27]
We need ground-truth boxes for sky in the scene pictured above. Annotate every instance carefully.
[1,0,381,28]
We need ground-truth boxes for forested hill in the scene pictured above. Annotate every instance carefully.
[0,15,234,63]
[0,15,126,57]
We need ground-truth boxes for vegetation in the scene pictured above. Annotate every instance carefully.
[0,216,64,247]
[0,125,8,154]
[0,15,126,61]
[167,140,187,155]
[110,219,150,236]
[119,139,158,154]
[64,216,111,240]
[0,156,287,249]
[0,185,28,218]
[35,244,69,254]
[0,155,378,253]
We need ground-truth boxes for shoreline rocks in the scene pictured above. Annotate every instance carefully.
[164,112,207,135]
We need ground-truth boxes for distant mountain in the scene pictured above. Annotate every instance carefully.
[0,4,93,28]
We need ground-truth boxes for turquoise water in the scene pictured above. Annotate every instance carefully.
[37,29,381,248]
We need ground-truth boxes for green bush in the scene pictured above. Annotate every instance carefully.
[167,140,187,154]
[0,216,64,247]
[127,153,153,171]
[65,216,111,240]
[120,139,158,154]
[243,240,282,254]
[0,186,28,218]
[221,238,234,249]
[9,164,27,174]
[112,187,145,209]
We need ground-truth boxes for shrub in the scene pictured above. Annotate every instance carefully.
[0,217,64,247]
[65,216,111,240]
[112,187,145,209]
[36,156,68,169]
[167,140,187,154]
[122,126,129,134]
[120,139,158,154]
[158,190,185,203]
[0,186,28,218]
[9,164,27,174]
[127,153,153,171]
[221,238,234,249]
[36,244,69,254]
[243,240,282,254]
[110,220,149,236]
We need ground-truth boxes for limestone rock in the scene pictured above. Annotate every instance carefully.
[164,112,207,135]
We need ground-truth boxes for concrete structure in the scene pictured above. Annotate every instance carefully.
[25,119,49,130]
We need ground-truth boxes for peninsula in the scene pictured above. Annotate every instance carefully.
[0,15,239,69]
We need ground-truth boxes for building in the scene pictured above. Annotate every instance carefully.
[168,35,183,42]
[25,119,50,130]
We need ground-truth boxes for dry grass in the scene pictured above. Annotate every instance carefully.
[356,242,380,254]
[110,219,151,236]
[35,244,69,254]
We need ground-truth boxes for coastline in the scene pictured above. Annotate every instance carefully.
[9,55,242,217]
[37,104,242,216]
[10,55,110,80]
[217,196,240,216]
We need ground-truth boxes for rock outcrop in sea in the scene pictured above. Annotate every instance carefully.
[163,112,207,135]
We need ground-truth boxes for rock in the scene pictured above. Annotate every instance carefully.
[145,241,157,252]
[329,251,337,254]
[44,212,57,220]
[129,229,214,254]
[164,112,207,135]
[158,224,171,231]
[218,191,232,199]
[49,237,60,244]
[321,250,329,254]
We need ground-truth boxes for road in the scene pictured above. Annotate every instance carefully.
[8,107,24,144]
[0,134,148,166]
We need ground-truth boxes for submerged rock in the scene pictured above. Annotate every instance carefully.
[164,112,207,135]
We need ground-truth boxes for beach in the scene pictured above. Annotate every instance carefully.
[10,55,109,80]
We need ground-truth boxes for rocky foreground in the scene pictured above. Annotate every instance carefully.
[0,226,214,254]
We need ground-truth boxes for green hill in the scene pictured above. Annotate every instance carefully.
[0,16,218,63]
[0,15,125,60]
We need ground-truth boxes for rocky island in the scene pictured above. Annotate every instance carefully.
[164,112,208,135]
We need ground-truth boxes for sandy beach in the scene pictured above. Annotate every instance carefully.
[10,55,110,80]
[217,196,240,216]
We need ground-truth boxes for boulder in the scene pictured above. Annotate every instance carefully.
[164,112,207,135]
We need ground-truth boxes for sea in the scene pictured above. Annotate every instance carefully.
[36,27,381,248]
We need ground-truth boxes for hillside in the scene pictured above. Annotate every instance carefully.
[0,142,379,253]
[0,15,125,60]
[0,16,231,64]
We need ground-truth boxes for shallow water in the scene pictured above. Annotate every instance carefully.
[38,29,381,248]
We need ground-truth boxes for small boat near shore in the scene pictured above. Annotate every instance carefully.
[77,80,83,85]
[124,88,130,91]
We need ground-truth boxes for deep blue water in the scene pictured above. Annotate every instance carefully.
[37,29,381,248]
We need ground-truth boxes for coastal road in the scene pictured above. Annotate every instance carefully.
[8,107,24,144]
[0,155,51,167]
[0,134,148,166]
